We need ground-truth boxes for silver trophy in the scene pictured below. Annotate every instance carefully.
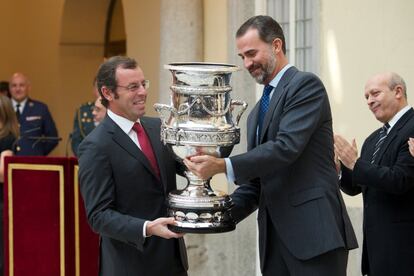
[154,62,247,233]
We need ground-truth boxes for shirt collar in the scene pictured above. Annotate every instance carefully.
[268,64,293,90]
[107,109,140,134]
[386,105,410,132]
[12,97,28,110]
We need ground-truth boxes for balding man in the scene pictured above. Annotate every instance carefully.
[335,72,414,276]
[9,73,58,156]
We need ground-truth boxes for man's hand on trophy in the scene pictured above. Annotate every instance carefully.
[146,217,184,239]
[184,155,226,179]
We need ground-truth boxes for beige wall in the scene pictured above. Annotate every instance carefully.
[203,0,231,193]
[60,0,110,156]
[110,0,126,41]
[203,0,228,63]
[0,0,110,156]
[0,0,66,155]
[320,0,414,205]
[123,0,161,117]
[0,0,162,156]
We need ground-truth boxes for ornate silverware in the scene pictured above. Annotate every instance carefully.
[154,62,247,233]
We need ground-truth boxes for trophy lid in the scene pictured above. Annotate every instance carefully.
[164,62,239,73]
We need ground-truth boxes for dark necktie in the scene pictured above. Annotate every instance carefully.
[132,122,160,179]
[371,123,390,163]
[16,103,21,120]
[258,84,274,137]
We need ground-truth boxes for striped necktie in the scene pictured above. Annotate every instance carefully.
[371,123,390,164]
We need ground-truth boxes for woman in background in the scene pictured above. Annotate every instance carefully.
[0,94,19,275]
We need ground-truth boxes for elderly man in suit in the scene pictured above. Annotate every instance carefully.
[9,73,59,156]
[78,56,188,276]
[335,72,414,276]
[185,15,357,276]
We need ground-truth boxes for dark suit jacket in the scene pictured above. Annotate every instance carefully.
[341,108,414,276]
[230,67,358,271]
[78,115,188,276]
[16,98,58,156]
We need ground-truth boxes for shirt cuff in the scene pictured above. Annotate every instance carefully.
[225,158,236,184]
[143,220,149,238]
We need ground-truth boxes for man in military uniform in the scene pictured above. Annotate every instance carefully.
[71,83,105,156]
[9,72,59,156]
[71,100,95,156]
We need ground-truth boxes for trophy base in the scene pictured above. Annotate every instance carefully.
[168,221,235,234]
[168,189,235,234]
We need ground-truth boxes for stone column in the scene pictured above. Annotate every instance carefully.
[158,1,206,274]
[185,2,259,276]
[158,0,203,104]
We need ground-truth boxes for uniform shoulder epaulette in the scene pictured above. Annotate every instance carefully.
[76,101,94,138]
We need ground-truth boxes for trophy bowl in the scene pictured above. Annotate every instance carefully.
[154,62,247,233]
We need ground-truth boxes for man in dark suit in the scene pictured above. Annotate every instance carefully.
[335,72,414,276]
[185,15,357,276]
[78,56,188,276]
[409,137,414,156]
[9,73,59,156]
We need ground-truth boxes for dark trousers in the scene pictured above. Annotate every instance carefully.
[262,210,348,276]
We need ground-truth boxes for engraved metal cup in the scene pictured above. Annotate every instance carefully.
[154,62,247,233]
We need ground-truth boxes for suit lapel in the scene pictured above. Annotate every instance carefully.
[105,117,157,179]
[259,66,298,144]
[141,118,168,188]
[374,108,414,164]
[247,104,260,150]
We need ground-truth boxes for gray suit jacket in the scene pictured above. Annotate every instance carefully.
[78,115,187,276]
[230,67,358,270]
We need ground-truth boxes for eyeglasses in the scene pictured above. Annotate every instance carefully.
[117,80,150,92]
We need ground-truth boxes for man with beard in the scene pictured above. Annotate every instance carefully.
[184,15,357,276]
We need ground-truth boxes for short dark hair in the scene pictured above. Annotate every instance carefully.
[96,56,137,107]
[0,81,9,92]
[236,15,286,55]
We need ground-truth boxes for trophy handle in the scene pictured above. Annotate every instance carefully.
[230,100,248,126]
[153,103,178,125]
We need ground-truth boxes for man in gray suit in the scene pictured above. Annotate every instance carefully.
[78,56,188,276]
[185,15,357,276]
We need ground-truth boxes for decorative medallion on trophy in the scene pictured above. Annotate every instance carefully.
[154,63,247,233]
